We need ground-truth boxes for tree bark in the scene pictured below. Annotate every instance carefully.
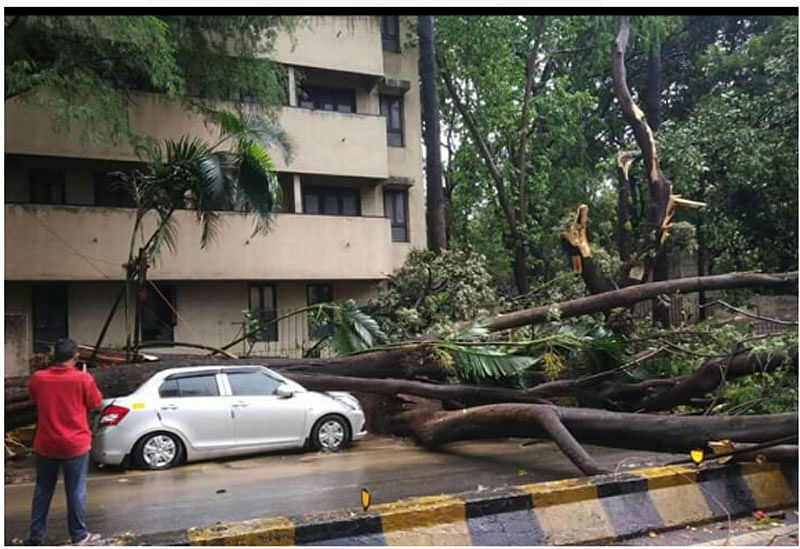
[645,32,662,132]
[402,402,796,474]
[418,15,447,253]
[611,16,674,327]
[486,271,797,332]
[637,349,797,412]
[560,204,615,294]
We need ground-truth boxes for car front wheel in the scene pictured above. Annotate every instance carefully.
[132,432,183,470]
[310,415,350,452]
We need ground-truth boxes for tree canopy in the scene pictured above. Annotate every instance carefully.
[4,15,297,145]
[437,15,797,295]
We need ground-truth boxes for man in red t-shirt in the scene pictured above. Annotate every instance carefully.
[26,338,103,546]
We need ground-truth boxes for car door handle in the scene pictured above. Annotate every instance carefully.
[232,402,249,408]
[160,404,178,411]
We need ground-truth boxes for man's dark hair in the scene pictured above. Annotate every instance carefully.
[53,338,78,363]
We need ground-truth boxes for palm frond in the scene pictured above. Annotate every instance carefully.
[312,300,389,356]
[197,209,223,249]
[241,112,293,163]
[454,319,490,340]
[211,109,248,137]
[149,213,178,259]
[235,142,281,235]
[437,343,536,384]
[340,299,389,350]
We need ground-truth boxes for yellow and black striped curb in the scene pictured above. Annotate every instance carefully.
[121,461,797,546]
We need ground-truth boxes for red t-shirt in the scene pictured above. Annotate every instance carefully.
[29,365,104,459]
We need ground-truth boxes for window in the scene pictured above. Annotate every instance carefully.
[307,284,334,339]
[248,284,278,342]
[140,283,176,342]
[32,285,68,353]
[384,189,409,242]
[303,186,360,216]
[380,95,404,147]
[381,16,400,52]
[30,169,65,205]
[227,370,283,396]
[297,85,356,113]
[94,173,135,207]
[159,374,219,398]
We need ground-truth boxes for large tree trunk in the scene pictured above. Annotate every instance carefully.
[611,16,675,327]
[418,15,447,253]
[486,271,797,332]
[7,271,797,430]
[402,402,797,474]
[4,348,436,431]
[512,237,530,295]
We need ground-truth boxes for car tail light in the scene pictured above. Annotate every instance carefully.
[98,404,129,427]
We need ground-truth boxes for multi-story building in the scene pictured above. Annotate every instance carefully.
[4,16,426,375]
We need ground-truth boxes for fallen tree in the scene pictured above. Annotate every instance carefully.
[485,271,797,332]
[6,274,797,478]
[398,401,797,475]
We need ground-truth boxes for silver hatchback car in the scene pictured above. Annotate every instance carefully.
[92,365,367,469]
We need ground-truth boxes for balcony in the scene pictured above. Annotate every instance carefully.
[5,204,394,281]
[271,16,384,77]
[6,96,389,180]
[274,107,388,178]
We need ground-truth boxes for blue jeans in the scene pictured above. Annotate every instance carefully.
[27,452,90,545]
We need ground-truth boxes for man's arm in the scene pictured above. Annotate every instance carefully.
[83,374,104,410]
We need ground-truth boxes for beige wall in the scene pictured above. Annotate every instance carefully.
[6,205,395,281]
[6,99,389,180]
[278,107,388,178]
[383,16,427,267]
[272,16,384,76]
[3,279,382,373]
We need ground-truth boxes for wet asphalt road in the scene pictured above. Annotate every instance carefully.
[4,436,678,545]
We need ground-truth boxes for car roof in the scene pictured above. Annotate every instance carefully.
[155,365,268,377]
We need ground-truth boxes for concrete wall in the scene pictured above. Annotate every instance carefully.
[5,205,395,281]
[272,16,384,76]
[6,99,389,180]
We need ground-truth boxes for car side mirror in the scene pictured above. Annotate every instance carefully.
[276,385,295,399]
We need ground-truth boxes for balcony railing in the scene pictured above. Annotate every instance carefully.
[271,16,384,76]
[6,97,389,179]
[5,204,395,281]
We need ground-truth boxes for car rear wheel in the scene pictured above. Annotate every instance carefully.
[310,415,350,452]
[132,432,184,470]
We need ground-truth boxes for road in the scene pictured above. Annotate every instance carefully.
[4,436,678,545]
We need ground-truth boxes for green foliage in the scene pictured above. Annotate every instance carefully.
[368,247,502,340]
[660,16,798,273]
[5,15,297,144]
[625,318,797,414]
[437,15,796,295]
[310,300,389,356]
[437,16,616,291]
[435,343,537,386]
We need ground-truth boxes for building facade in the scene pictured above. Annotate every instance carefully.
[4,16,426,374]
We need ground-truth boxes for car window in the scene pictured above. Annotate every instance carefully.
[159,379,179,398]
[227,371,282,396]
[159,374,219,398]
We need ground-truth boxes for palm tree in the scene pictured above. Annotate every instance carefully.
[92,109,292,358]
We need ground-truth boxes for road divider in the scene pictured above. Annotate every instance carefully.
[120,460,797,545]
